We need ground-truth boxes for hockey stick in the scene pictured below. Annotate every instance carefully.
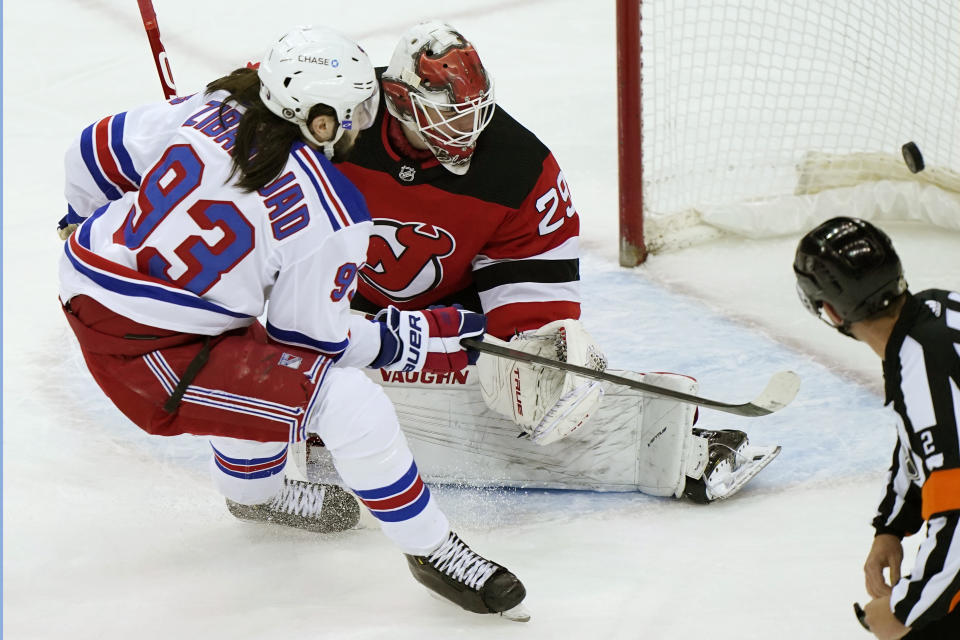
[462,338,800,418]
[137,0,178,99]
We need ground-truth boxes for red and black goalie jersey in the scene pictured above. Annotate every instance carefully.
[336,82,581,340]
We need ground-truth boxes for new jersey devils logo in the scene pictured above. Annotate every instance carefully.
[360,220,455,300]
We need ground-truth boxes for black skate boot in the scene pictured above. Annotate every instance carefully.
[405,531,529,622]
[683,428,779,503]
[226,478,361,533]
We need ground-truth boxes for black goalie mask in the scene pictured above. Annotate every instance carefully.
[793,217,907,334]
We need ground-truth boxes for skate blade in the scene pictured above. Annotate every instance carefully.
[706,445,781,501]
[426,592,531,622]
[499,603,531,622]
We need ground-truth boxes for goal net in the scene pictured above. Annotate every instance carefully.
[618,0,960,265]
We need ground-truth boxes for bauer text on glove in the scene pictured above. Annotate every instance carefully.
[371,305,485,372]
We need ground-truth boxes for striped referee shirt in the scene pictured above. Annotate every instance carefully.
[871,289,960,630]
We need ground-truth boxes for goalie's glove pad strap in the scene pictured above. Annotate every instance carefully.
[374,305,485,372]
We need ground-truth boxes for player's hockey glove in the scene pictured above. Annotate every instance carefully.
[373,305,486,373]
[476,319,607,445]
[57,206,86,240]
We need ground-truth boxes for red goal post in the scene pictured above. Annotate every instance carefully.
[617,0,960,267]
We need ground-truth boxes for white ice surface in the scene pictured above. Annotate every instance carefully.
[4,1,960,638]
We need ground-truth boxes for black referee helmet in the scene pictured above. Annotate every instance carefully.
[794,217,907,332]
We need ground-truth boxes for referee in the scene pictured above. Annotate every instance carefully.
[794,217,960,639]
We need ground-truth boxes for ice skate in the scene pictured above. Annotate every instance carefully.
[226,478,361,533]
[405,531,530,622]
[683,428,780,503]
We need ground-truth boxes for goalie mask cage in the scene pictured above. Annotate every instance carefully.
[617,0,960,266]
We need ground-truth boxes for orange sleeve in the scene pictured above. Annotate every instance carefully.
[921,468,960,520]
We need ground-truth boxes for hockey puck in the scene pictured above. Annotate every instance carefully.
[901,141,925,174]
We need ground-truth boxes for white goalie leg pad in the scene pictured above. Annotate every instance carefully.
[356,367,670,492]
[476,319,607,445]
[633,372,708,498]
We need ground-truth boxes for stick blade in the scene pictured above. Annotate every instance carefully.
[751,370,801,414]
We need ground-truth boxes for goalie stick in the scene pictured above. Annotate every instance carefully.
[462,338,800,418]
[137,0,178,99]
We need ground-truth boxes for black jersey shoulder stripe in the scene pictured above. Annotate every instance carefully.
[937,291,960,346]
[349,286,484,317]
[917,289,960,342]
[472,258,579,293]
[432,105,552,208]
[918,288,960,309]
[350,291,381,316]
[342,68,552,209]
[913,290,960,347]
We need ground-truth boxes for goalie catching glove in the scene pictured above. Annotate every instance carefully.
[476,319,607,445]
[374,305,486,372]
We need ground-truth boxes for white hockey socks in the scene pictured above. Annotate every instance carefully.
[309,368,449,556]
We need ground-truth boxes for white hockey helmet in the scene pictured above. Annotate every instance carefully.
[258,26,379,156]
[382,21,495,174]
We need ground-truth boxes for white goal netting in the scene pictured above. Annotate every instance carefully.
[637,0,960,252]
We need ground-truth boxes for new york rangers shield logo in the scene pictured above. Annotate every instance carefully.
[278,353,303,369]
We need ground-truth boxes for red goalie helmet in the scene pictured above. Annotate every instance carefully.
[382,21,495,174]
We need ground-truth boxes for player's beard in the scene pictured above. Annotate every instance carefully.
[331,128,360,161]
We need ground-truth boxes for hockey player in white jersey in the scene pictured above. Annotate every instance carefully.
[58,26,528,621]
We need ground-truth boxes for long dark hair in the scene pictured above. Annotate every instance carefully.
[205,67,333,192]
